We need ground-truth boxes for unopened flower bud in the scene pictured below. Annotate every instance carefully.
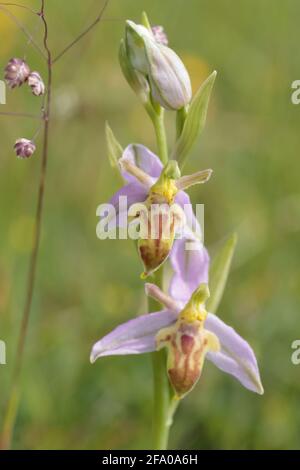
[14,138,36,158]
[4,58,30,89]
[151,25,168,46]
[125,20,192,110]
[28,71,45,96]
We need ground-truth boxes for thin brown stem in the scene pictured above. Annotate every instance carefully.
[13,0,52,380]
[52,0,109,64]
[0,0,111,450]
[0,0,51,450]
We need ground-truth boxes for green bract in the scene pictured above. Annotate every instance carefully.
[172,71,217,169]
[105,122,123,171]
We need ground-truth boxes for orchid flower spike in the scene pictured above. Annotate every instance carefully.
[99,143,212,278]
[90,239,263,397]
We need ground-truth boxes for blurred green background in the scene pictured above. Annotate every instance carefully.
[1,0,300,450]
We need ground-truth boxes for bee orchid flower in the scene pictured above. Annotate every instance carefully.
[90,238,264,396]
[100,143,212,278]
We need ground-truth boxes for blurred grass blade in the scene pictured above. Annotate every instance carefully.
[207,233,237,314]
[105,121,123,169]
[172,71,217,169]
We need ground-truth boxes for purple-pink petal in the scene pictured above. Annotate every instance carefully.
[93,336,157,357]
[90,309,177,362]
[121,144,163,183]
[109,182,148,209]
[169,237,210,303]
[175,190,201,237]
[205,313,264,394]
[108,182,148,229]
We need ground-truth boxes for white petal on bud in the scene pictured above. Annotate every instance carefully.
[28,71,45,96]
[125,21,153,74]
[147,44,192,110]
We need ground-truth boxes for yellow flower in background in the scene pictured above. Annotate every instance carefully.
[0,8,27,57]
[181,53,210,94]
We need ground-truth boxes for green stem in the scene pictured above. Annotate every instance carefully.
[151,349,171,449]
[148,98,178,449]
[152,111,168,165]
[149,270,180,449]
[167,395,180,428]
[149,269,171,450]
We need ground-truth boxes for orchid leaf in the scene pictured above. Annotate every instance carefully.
[207,233,237,314]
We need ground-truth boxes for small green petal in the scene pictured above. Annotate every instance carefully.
[141,11,152,31]
[105,121,123,170]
